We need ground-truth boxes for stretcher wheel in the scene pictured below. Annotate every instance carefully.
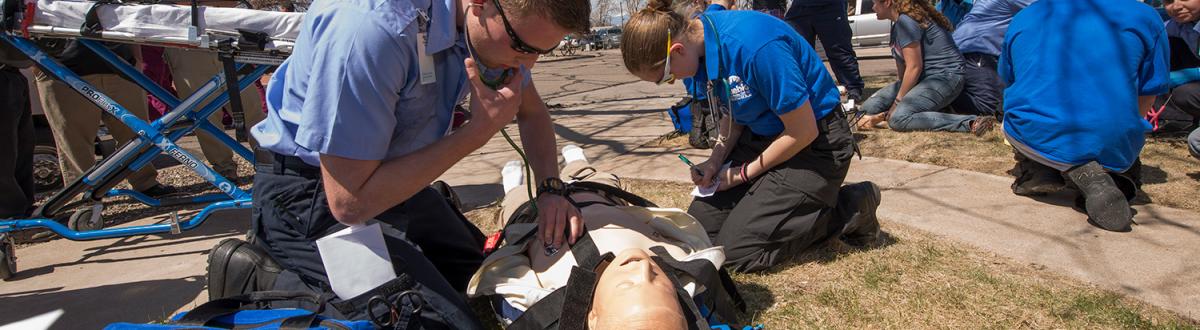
[32,145,63,192]
[68,207,104,232]
[0,236,15,281]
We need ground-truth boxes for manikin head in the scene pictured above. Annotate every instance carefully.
[588,248,688,330]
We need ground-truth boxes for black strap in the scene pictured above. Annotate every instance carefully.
[567,181,657,208]
[508,266,601,330]
[649,246,744,323]
[328,273,416,316]
[176,290,329,326]
[651,256,709,330]
[507,288,564,329]
[80,0,115,38]
[218,53,248,143]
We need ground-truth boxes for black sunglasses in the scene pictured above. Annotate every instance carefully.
[492,0,558,55]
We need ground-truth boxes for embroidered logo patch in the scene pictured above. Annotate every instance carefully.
[727,75,752,101]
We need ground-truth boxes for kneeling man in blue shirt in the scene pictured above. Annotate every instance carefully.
[1000,0,1168,232]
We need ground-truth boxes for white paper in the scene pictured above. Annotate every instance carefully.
[316,223,396,299]
[690,162,731,197]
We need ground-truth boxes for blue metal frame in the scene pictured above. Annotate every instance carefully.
[1,35,264,201]
[0,199,252,241]
[0,33,270,240]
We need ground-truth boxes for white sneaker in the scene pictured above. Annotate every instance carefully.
[502,160,524,193]
[562,144,587,164]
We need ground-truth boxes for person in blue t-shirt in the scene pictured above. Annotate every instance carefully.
[1000,0,1168,232]
[619,0,883,273]
[856,0,998,135]
[1163,0,1200,160]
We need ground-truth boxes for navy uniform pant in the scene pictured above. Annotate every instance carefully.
[251,152,485,326]
[785,3,865,91]
[687,111,857,273]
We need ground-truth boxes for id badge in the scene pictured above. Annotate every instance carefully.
[418,32,437,85]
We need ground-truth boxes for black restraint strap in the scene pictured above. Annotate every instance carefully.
[508,266,601,330]
[218,53,249,143]
[649,246,744,323]
[80,0,115,38]
[651,255,709,330]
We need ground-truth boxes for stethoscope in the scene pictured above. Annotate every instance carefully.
[700,14,733,143]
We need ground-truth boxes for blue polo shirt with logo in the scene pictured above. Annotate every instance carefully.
[695,10,841,137]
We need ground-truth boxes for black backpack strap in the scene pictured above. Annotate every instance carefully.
[649,246,744,323]
[176,290,331,328]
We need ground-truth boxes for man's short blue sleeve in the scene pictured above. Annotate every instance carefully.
[1139,27,1170,96]
[749,41,809,116]
[293,10,409,161]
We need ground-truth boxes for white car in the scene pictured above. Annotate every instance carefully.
[847,0,890,47]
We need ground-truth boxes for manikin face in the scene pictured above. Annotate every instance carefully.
[587,248,687,330]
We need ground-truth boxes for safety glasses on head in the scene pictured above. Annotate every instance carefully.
[657,28,675,85]
[492,0,558,55]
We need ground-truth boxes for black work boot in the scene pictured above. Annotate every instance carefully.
[837,181,882,247]
[207,238,282,300]
[1065,162,1132,232]
[1011,151,1066,196]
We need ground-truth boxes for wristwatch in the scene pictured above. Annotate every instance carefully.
[537,177,567,196]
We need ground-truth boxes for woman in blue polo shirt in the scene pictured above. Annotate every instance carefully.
[619,0,882,273]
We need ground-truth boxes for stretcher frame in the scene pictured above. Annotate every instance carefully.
[0,0,294,279]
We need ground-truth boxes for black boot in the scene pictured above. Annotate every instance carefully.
[1011,151,1065,196]
[1065,162,1132,232]
[206,238,283,300]
[837,181,882,247]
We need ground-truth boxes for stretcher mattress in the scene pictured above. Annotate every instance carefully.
[21,0,303,52]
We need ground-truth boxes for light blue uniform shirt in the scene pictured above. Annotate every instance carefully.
[253,0,470,166]
[697,11,840,137]
[952,0,1037,56]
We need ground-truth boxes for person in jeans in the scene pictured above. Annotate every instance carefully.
[1000,0,1167,232]
[1,42,34,219]
[856,0,997,135]
[947,0,1038,117]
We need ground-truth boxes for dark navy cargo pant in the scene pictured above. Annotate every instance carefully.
[251,152,485,327]
[785,3,865,91]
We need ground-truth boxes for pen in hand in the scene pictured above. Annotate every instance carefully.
[678,154,704,177]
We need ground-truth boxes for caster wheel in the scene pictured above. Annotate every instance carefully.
[0,236,15,281]
[33,145,63,192]
[68,205,104,232]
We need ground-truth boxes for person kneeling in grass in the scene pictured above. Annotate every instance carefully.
[855,0,997,136]
[1000,0,1168,232]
